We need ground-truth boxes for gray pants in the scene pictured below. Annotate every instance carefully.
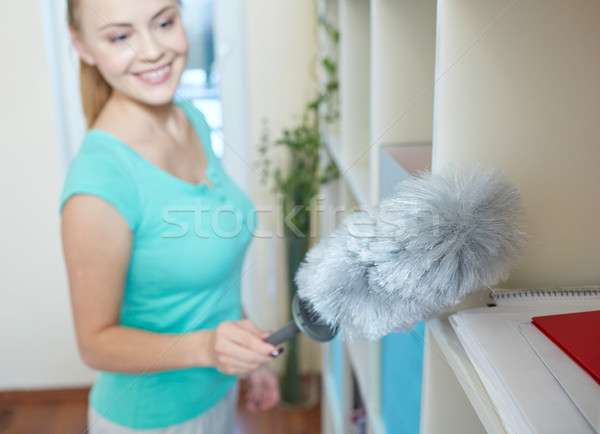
[86,382,239,434]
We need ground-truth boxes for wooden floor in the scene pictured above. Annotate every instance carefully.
[0,380,321,434]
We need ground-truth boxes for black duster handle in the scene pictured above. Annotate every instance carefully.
[264,320,300,346]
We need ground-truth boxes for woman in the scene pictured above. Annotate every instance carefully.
[60,0,281,432]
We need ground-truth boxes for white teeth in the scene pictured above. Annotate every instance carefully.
[139,65,170,80]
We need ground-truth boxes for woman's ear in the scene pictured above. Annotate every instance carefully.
[69,27,96,66]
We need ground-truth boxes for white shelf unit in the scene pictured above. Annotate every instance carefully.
[422,0,600,432]
[318,1,436,432]
[318,0,600,433]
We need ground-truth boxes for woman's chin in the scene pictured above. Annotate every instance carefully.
[135,77,184,105]
[122,86,181,107]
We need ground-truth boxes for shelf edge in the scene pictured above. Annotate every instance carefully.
[426,317,507,434]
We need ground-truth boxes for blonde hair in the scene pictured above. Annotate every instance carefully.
[67,0,112,129]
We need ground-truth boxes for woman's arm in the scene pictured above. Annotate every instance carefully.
[61,194,278,375]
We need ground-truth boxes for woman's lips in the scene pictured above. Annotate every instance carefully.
[134,62,173,85]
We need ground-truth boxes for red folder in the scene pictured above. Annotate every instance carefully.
[532,310,600,386]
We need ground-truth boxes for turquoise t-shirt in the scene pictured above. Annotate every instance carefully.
[59,100,256,429]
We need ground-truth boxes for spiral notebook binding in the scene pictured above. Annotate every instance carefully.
[490,286,600,302]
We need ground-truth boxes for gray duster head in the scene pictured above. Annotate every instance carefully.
[295,164,526,340]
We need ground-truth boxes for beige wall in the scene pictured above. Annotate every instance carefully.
[243,0,322,372]
[0,1,92,390]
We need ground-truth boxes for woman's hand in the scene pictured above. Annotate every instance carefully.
[245,365,280,412]
[208,320,282,376]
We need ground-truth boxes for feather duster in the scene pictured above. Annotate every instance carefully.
[295,164,526,340]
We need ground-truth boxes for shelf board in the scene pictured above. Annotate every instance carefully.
[323,371,345,434]
[345,338,386,434]
[426,317,506,434]
[345,166,369,208]
[325,133,370,207]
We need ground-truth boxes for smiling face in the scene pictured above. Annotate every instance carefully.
[70,0,188,107]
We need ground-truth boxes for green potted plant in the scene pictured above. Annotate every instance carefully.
[257,15,340,405]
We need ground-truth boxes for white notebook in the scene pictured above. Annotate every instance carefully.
[449,287,600,434]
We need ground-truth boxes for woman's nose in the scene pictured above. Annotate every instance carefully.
[136,31,163,63]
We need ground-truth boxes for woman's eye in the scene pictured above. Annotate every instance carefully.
[159,19,174,29]
[110,34,128,43]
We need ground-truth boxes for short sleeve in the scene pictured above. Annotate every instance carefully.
[59,144,140,232]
